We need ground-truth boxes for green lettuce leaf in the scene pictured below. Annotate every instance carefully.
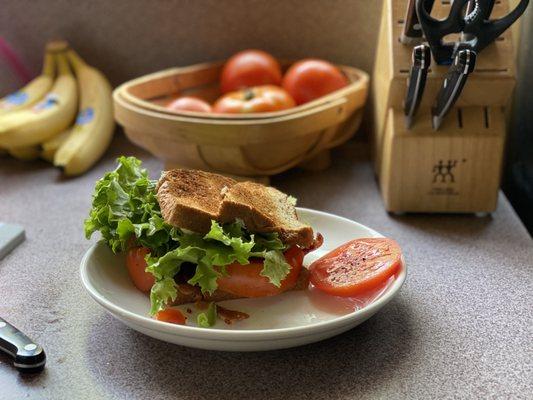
[147,220,290,314]
[149,278,178,315]
[260,250,291,287]
[187,263,220,294]
[84,156,176,255]
[252,232,286,253]
[197,302,217,328]
[204,220,255,263]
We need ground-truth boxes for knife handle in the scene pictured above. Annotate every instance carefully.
[0,317,46,372]
[432,49,477,130]
[404,44,431,128]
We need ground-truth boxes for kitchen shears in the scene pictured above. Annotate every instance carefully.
[404,0,529,130]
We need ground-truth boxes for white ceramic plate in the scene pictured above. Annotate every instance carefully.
[80,208,406,351]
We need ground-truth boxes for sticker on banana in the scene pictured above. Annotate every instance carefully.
[0,41,66,155]
[0,52,77,148]
[0,42,61,116]
[54,50,115,176]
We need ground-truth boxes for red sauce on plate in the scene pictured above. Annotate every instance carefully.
[308,273,398,315]
[217,306,249,325]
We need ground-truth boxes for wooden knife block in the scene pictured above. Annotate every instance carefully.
[371,0,516,213]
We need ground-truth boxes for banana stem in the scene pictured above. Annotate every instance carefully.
[67,50,87,73]
[42,52,56,77]
[56,53,72,76]
[45,40,69,53]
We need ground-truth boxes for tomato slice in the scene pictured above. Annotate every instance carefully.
[125,247,154,292]
[309,238,402,297]
[154,308,187,325]
[216,247,304,297]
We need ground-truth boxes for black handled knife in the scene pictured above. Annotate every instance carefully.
[404,44,431,129]
[432,49,477,130]
[0,317,46,373]
[401,0,436,44]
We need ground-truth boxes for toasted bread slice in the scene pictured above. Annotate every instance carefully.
[171,267,310,305]
[156,169,313,247]
[219,182,314,248]
[157,169,236,233]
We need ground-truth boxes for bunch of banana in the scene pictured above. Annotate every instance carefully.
[0,41,115,176]
[0,41,61,158]
[0,41,77,150]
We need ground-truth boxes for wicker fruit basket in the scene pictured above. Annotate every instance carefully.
[113,61,369,180]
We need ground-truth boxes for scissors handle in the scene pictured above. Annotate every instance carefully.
[467,0,496,20]
[416,0,470,65]
[479,0,530,50]
[416,0,529,65]
[401,0,436,44]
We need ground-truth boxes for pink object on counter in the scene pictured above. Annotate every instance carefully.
[0,37,33,84]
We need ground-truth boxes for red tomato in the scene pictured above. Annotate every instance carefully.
[166,96,212,113]
[282,59,349,104]
[125,247,154,292]
[216,247,304,297]
[154,308,187,325]
[220,50,282,94]
[213,85,295,114]
[309,238,402,297]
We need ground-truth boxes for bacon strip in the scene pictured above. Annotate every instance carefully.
[303,232,324,255]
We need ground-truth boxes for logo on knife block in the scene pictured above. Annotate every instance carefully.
[429,159,467,196]
[433,160,457,183]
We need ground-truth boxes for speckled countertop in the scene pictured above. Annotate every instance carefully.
[0,135,532,400]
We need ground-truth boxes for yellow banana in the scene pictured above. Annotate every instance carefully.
[0,52,78,148]
[0,46,57,116]
[0,42,64,155]
[40,128,71,162]
[54,50,114,176]
[8,145,41,161]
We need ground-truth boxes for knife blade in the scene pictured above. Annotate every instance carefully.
[401,0,436,44]
[432,49,477,130]
[404,44,431,129]
[0,317,46,373]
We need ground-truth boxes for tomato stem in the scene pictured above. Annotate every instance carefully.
[243,89,255,101]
